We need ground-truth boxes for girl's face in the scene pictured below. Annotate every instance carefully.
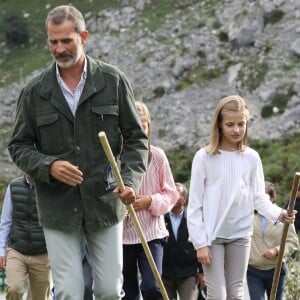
[219,111,247,150]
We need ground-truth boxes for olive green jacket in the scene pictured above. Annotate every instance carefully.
[8,56,148,231]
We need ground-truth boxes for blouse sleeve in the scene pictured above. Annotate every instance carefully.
[187,149,208,249]
[251,151,282,222]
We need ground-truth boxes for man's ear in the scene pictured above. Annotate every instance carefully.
[81,30,89,45]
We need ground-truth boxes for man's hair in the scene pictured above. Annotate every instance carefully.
[45,5,86,34]
[175,182,188,199]
[265,181,276,199]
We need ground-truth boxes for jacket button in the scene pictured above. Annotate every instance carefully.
[75,146,81,151]
[73,208,78,213]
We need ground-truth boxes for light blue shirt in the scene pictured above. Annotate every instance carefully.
[169,210,184,240]
[260,215,268,235]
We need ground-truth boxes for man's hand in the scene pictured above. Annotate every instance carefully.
[0,256,6,270]
[263,248,278,259]
[197,272,206,290]
[50,160,83,186]
[114,186,136,205]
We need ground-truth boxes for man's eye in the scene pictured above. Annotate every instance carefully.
[62,39,72,44]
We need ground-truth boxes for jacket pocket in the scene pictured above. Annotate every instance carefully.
[36,113,63,154]
[92,105,119,117]
[92,104,121,152]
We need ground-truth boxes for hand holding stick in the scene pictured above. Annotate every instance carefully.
[270,172,300,300]
[98,131,169,300]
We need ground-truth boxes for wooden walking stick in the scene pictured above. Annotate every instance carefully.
[270,172,300,300]
[98,132,169,300]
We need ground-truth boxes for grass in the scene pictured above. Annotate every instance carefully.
[0,0,120,86]
[139,0,177,32]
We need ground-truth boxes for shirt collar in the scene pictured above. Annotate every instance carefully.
[170,209,184,218]
[25,175,34,188]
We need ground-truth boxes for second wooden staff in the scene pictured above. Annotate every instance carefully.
[270,172,300,300]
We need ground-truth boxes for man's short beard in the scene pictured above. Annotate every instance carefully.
[54,46,82,69]
[56,57,77,68]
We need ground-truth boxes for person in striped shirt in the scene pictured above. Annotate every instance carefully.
[122,101,179,300]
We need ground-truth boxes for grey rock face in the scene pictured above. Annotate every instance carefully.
[1,0,300,180]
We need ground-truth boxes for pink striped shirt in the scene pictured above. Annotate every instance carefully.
[123,145,179,244]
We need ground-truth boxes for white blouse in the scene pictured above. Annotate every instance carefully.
[187,147,282,250]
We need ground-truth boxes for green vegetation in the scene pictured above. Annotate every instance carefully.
[263,9,285,26]
[283,56,300,72]
[3,13,29,46]
[176,63,222,90]
[167,133,300,205]
[139,0,177,32]
[285,254,300,300]
[0,0,120,86]
[238,61,269,92]
[153,86,165,98]
[167,145,194,185]
[217,31,229,42]
[261,84,296,118]
[0,181,7,210]
[250,134,300,204]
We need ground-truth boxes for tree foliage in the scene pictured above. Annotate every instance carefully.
[3,13,29,45]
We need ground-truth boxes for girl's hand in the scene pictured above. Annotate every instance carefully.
[280,209,297,224]
[132,195,151,211]
[197,246,212,266]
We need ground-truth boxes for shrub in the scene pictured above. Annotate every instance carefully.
[153,86,165,98]
[218,31,228,42]
[261,105,274,118]
[264,9,285,26]
[3,13,29,45]
[285,253,300,300]
[261,85,296,118]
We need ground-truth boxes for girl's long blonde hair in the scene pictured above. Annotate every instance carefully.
[135,101,151,161]
[207,95,250,155]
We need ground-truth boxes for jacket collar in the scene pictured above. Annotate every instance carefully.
[37,56,105,122]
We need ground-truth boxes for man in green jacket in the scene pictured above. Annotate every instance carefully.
[8,5,148,300]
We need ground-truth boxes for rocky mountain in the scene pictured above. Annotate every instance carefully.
[0,0,300,181]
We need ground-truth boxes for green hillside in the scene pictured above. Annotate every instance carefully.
[0,0,120,86]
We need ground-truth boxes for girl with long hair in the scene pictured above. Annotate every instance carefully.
[187,95,296,299]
